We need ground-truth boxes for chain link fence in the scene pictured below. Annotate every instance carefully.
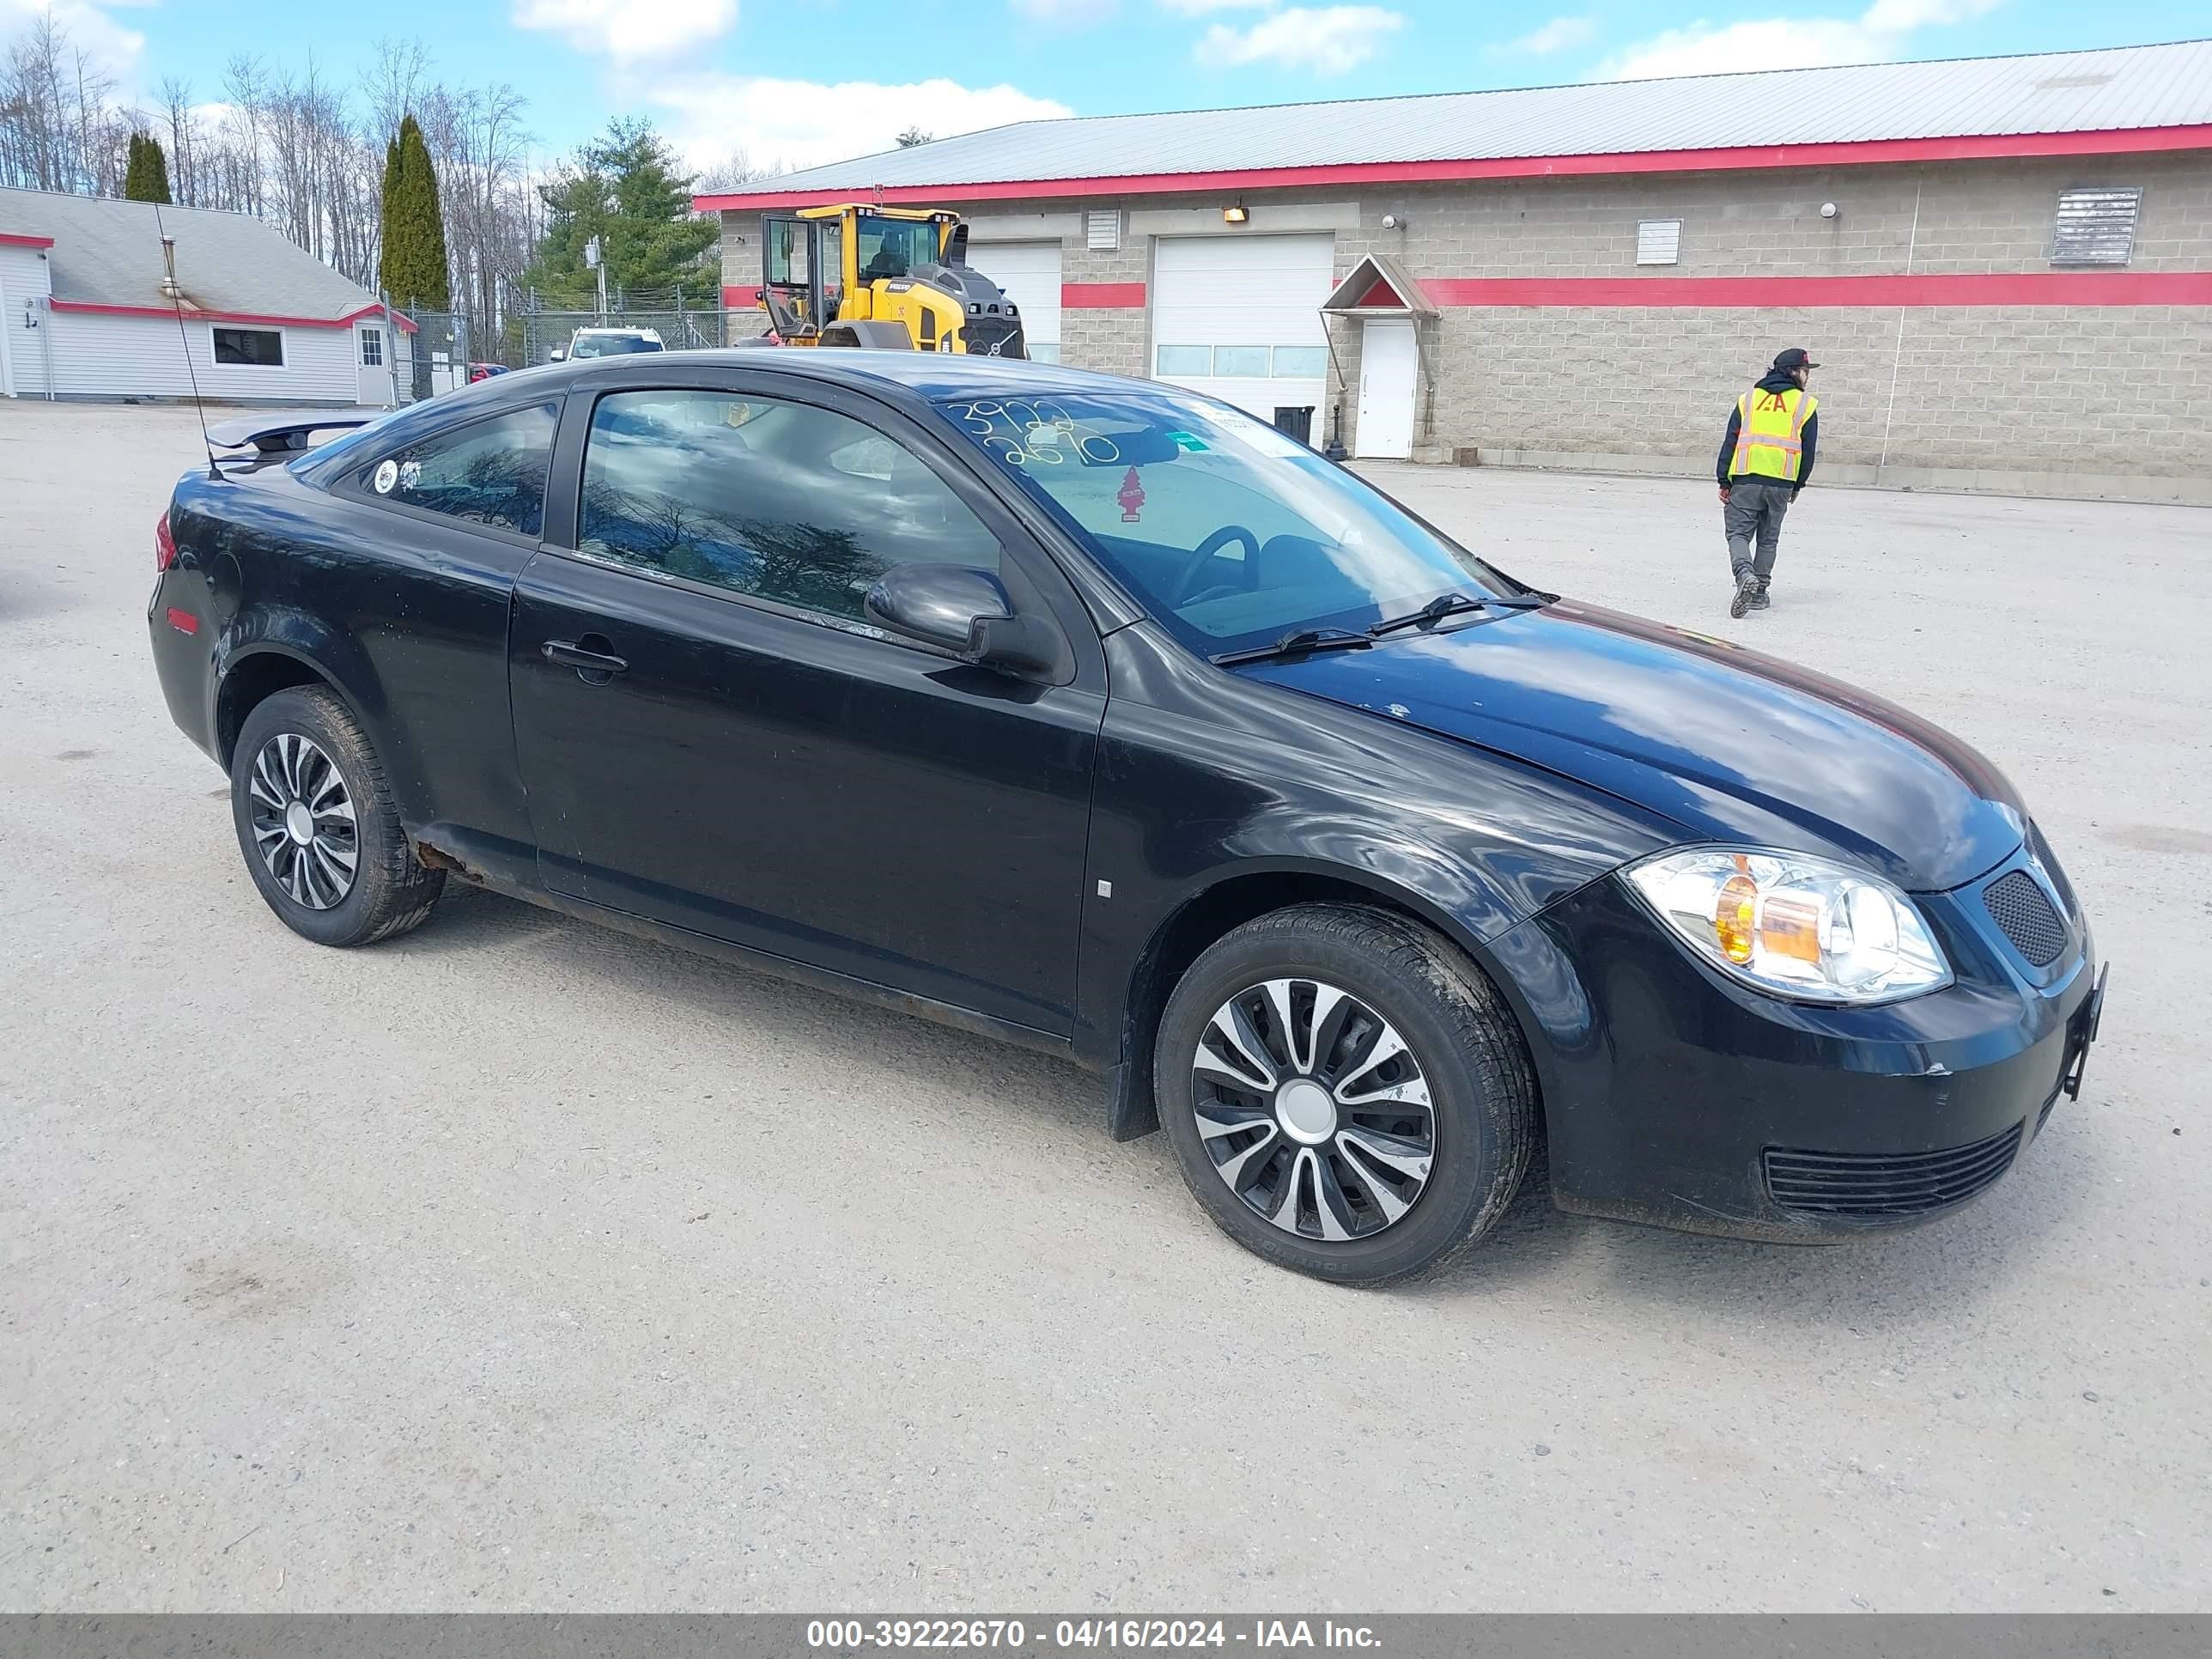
[396,290,770,403]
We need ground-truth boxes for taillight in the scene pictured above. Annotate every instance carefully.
[155,507,179,573]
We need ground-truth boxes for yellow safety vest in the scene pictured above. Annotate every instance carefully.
[1731,384,1816,481]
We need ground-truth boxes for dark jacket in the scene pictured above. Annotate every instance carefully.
[1717,371,1820,491]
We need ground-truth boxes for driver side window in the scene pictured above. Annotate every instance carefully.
[577,390,999,626]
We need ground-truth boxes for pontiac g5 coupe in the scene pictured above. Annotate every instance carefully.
[148,352,2106,1283]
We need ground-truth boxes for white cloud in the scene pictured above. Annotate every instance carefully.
[1194,4,1403,74]
[1159,0,1275,15]
[651,74,1072,177]
[1008,0,1118,21]
[1597,0,1999,78]
[512,0,738,62]
[1504,15,1597,54]
[0,0,147,87]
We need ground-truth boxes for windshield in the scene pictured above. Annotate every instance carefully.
[856,216,939,283]
[570,333,661,357]
[935,389,1528,656]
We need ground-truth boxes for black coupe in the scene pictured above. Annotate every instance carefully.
[148,352,2106,1283]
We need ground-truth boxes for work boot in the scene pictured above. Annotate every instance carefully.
[1729,568,1758,619]
[1748,578,1771,611]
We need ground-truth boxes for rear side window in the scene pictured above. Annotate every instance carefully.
[347,403,557,538]
[575,389,996,624]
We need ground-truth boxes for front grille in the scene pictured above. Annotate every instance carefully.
[1764,1123,2021,1218]
[2027,820,2079,917]
[1984,869,2068,966]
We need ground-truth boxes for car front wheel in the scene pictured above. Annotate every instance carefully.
[229,685,443,947]
[1155,902,1537,1285]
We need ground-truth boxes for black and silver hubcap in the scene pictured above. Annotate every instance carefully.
[1191,978,1435,1242]
[246,733,358,910]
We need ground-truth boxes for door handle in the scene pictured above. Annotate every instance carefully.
[542,637,629,678]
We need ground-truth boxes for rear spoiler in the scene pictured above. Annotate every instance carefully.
[204,410,381,457]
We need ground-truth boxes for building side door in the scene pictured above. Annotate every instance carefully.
[356,323,393,406]
[1355,317,1417,459]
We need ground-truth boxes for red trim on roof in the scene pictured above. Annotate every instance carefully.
[1,231,57,248]
[46,299,416,332]
[692,123,2212,213]
[1064,281,1146,308]
[1416,270,2212,307]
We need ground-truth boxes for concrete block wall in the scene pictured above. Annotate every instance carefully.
[1328,154,2212,493]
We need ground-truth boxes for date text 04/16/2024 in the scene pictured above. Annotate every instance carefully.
[805,1620,1383,1650]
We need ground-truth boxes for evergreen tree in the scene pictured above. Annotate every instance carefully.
[122,132,172,203]
[379,115,451,310]
[518,118,717,307]
[375,134,401,298]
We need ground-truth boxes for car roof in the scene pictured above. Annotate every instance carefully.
[536,348,1165,405]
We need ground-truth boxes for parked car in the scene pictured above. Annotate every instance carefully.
[551,326,663,362]
[467,362,510,384]
[149,356,2106,1284]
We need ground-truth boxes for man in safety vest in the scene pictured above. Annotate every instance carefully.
[1717,347,1820,618]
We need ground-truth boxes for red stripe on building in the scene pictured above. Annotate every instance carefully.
[722,284,762,307]
[1415,271,2212,307]
[692,125,2212,214]
[1,232,57,247]
[46,300,418,332]
[1063,282,1146,308]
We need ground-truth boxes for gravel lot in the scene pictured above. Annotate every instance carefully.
[3,399,2208,1613]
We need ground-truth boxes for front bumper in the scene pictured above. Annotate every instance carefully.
[1487,844,2103,1243]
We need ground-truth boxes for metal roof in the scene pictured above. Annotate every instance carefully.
[707,40,2212,201]
[0,187,385,320]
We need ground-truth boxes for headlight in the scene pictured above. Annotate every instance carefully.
[1623,848,1952,1004]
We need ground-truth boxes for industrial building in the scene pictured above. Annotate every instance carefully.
[0,187,410,406]
[697,40,2212,502]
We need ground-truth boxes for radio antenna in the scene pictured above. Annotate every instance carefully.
[155,205,222,481]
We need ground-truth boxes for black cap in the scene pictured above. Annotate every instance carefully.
[1772,347,1820,371]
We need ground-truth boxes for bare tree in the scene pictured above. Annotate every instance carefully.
[696,149,789,192]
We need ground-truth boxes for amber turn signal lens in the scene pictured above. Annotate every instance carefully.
[1715,872,1759,963]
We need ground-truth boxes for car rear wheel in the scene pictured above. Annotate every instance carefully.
[230,686,443,947]
[1155,902,1537,1285]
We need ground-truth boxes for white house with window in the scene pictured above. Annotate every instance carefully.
[1,185,411,406]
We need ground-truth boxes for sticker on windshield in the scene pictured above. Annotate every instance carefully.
[1165,430,1207,453]
[398,459,422,491]
[371,459,398,495]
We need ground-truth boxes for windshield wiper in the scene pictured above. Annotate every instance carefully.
[1367,592,1490,636]
[1367,589,1552,638]
[1211,627,1376,667]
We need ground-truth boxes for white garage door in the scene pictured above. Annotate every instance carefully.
[1152,234,1334,426]
[971,241,1062,362]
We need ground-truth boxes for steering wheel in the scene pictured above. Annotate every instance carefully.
[1170,525,1262,607]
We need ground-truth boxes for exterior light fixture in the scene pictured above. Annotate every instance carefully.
[1223,204,1249,224]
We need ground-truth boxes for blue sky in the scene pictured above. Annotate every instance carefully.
[13,0,2207,175]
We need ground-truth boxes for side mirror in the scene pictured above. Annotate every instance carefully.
[549,348,566,362]
[866,563,1012,655]
[865,563,1060,675]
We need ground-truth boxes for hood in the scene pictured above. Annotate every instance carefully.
[1237,600,2024,892]
[1754,370,1803,395]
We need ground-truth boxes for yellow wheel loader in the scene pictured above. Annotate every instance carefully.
[757,204,1028,358]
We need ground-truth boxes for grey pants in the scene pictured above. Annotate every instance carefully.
[1723,477,1792,580]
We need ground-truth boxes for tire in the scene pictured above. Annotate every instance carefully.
[1154,902,1537,1285]
[229,685,444,947]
